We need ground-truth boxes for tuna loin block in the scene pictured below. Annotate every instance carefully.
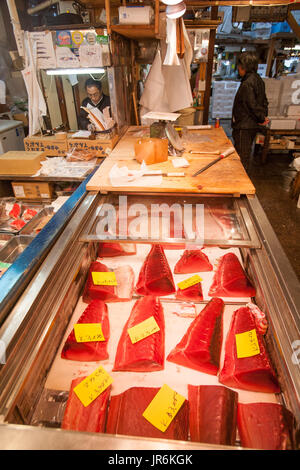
[61,299,110,362]
[113,296,165,372]
[135,244,175,296]
[167,298,224,375]
[174,250,213,274]
[237,402,295,450]
[188,385,238,446]
[61,377,111,433]
[208,253,256,298]
[218,306,280,393]
[106,387,189,441]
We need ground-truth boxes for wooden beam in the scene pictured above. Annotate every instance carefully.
[55,76,70,130]
[287,10,300,40]
[266,36,276,78]
[203,6,218,124]
[105,0,111,35]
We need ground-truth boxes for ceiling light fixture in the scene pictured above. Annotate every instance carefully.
[166,1,186,19]
[160,0,183,5]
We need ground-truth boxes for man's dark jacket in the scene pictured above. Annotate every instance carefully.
[232,72,268,130]
[79,94,111,130]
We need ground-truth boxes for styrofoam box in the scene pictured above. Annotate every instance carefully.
[118,6,154,24]
[269,117,296,130]
[287,105,300,117]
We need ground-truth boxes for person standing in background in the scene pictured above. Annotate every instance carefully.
[79,78,111,130]
[232,52,269,172]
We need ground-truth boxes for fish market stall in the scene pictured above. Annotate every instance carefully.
[0,126,299,450]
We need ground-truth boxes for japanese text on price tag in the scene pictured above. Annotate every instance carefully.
[91,271,117,286]
[74,366,113,407]
[74,323,105,342]
[235,329,260,358]
[177,274,202,290]
[127,316,160,344]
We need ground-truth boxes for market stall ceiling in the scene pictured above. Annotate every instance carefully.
[77,0,298,6]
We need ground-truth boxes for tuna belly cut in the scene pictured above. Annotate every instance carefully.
[208,253,256,298]
[61,377,111,433]
[167,298,224,375]
[61,299,110,362]
[237,402,295,450]
[106,387,189,441]
[113,296,165,372]
[188,384,238,446]
[135,244,175,296]
[218,307,280,393]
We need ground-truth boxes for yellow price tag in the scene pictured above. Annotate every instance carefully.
[73,323,105,343]
[235,329,260,359]
[142,384,186,433]
[73,366,113,407]
[177,274,202,290]
[127,316,160,344]
[91,271,117,286]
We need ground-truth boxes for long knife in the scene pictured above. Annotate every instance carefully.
[192,147,236,177]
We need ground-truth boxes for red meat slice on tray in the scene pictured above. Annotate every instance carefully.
[23,208,38,221]
[98,242,136,257]
[82,261,134,303]
[174,250,213,274]
[237,402,295,450]
[208,252,256,298]
[9,203,21,219]
[218,306,280,393]
[10,218,26,230]
[61,299,110,361]
[113,296,165,372]
[167,298,224,375]
[176,281,203,302]
[61,377,111,433]
[106,387,189,441]
[135,244,175,296]
[188,385,238,446]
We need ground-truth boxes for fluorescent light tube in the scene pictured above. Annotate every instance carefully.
[46,68,105,75]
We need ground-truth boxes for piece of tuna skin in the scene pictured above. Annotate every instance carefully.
[188,385,238,446]
[61,377,111,433]
[176,281,203,302]
[135,244,176,296]
[61,299,109,362]
[208,252,256,298]
[237,402,295,450]
[218,306,280,393]
[106,387,189,441]
[167,298,224,375]
[113,296,165,372]
[174,250,213,274]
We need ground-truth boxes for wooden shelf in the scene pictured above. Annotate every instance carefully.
[184,19,222,30]
[111,24,160,40]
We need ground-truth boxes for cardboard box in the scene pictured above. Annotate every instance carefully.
[269,117,296,130]
[12,181,53,200]
[0,151,45,175]
[67,134,119,158]
[24,134,68,156]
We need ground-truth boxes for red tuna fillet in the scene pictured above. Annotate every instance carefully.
[167,298,224,375]
[237,402,295,450]
[188,385,238,446]
[218,306,280,393]
[174,250,213,274]
[61,377,111,433]
[98,242,136,257]
[23,208,38,221]
[61,300,109,361]
[9,203,21,219]
[135,244,175,296]
[106,387,189,441]
[208,252,256,298]
[176,281,203,302]
[113,296,165,372]
[10,218,26,230]
[82,261,134,303]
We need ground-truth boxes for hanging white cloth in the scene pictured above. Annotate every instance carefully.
[22,32,47,136]
[163,17,180,67]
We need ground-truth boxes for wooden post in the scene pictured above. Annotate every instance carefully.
[266,37,276,78]
[105,0,111,35]
[72,83,82,129]
[203,6,218,124]
[55,76,70,130]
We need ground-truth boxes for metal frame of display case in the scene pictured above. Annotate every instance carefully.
[0,189,299,450]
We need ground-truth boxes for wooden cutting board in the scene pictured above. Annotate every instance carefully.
[86,153,255,196]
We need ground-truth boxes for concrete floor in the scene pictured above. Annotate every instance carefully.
[217,118,300,282]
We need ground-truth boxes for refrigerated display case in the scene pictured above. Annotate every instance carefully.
[0,188,299,450]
